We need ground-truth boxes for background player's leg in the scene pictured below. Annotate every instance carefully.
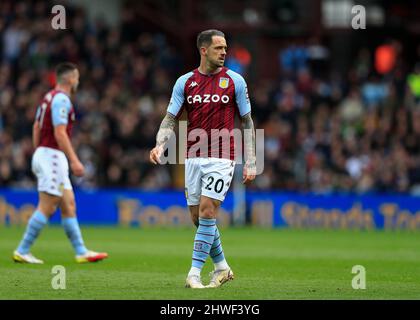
[60,189,108,263]
[60,189,88,256]
[16,192,60,256]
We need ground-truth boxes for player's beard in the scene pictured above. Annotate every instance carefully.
[210,57,224,68]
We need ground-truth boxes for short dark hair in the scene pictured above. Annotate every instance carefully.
[196,29,225,50]
[55,62,77,80]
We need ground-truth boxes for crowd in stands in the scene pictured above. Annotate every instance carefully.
[1,1,419,194]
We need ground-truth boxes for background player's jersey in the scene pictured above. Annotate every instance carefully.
[167,67,251,160]
[35,89,75,151]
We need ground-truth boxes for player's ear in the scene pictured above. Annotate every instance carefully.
[200,46,207,56]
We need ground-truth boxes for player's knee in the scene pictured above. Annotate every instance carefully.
[38,203,57,217]
[69,200,76,213]
[199,200,217,219]
[60,197,76,216]
[200,208,215,219]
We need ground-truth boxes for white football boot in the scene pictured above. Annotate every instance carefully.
[206,268,234,288]
[13,250,44,264]
[185,274,206,289]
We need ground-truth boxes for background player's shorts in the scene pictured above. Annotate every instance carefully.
[185,157,235,206]
[31,146,72,197]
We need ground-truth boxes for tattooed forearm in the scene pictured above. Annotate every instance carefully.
[241,113,256,166]
[156,112,177,147]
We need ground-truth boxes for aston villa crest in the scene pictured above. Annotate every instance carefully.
[219,77,229,89]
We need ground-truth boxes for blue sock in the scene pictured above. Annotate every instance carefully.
[62,217,88,255]
[192,218,216,270]
[210,226,225,264]
[17,210,48,254]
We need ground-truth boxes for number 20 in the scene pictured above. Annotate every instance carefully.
[205,176,224,193]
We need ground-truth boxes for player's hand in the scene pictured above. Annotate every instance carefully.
[70,159,85,177]
[242,161,256,184]
[149,145,164,165]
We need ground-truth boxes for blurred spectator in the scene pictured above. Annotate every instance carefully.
[225,43,251,76]
[407,63,420,106]
[375,41,397,75]
[361,74,389,109]
[279,42,308,74]
[0,0,174,190]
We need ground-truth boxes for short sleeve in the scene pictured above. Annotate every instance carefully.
[167,72,193,118]
[51,93,72,126]
[226,70,251,117]
[35,106,41,121]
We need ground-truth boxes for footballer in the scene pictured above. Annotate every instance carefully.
[150,30,256,288]
[13,63,108,264]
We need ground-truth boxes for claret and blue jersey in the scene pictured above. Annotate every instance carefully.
[35,89,75,150]
[167,67,251,160]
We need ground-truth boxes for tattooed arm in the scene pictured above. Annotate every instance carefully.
[150,112,177,164]
[156,112,177,147]
[150,72,191,164]
[241,112,256,184]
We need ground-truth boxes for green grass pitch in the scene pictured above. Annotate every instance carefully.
[0,226,419,299]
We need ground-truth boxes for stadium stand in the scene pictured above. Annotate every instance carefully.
[1,0,419,195]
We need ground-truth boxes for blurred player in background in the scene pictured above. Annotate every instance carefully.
[13,62,108,264]
[150,30,256,288]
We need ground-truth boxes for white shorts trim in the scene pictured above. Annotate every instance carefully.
[32,146,72,197]
[185,157,235,205]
